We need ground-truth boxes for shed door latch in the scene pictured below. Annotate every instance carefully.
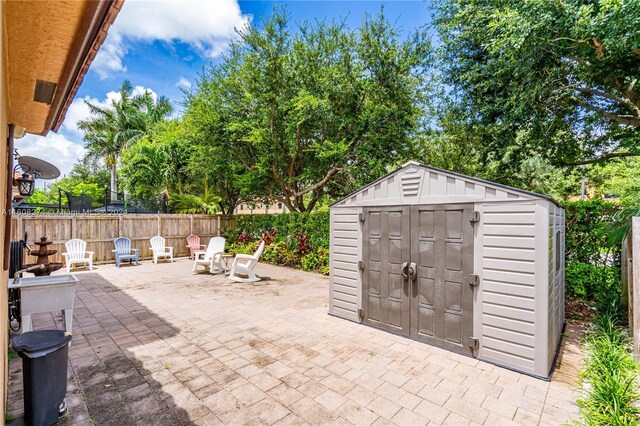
[358,261,365,271]
[469,275,480,286]
[470,211,480,223]
[359,212,365,223]
[358,308,365,319]
[469,337,479,349]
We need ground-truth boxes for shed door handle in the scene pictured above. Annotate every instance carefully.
[408,262,417,281]
[401,262,409,280]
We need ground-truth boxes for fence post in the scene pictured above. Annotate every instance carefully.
[71,215,77,239]
[217,215,221,236]
[157,214,161,236]
[632,217,640,362]
[17,215,24,240]
[190,215,194,235]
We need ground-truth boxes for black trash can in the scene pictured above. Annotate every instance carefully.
[13,330,72,426]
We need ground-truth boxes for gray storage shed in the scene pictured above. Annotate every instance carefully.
[329,162,565,378]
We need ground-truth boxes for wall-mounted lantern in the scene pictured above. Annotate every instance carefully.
[16,172,35,197]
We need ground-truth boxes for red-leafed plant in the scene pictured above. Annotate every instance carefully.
[237,231,251,244]
[294,230,311,256]
[261,227,278,245]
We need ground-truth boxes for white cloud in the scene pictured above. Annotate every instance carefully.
[91,32,127,80]
[91,0,251,79]
[175,77,192,89]
[132,86,158,103]
[61,96,101,137]
[15,133,87,181]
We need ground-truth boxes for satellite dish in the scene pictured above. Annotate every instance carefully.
[17,156,60,180]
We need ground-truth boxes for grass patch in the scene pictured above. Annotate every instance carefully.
[7,348,16,362]
[576,295,640,425]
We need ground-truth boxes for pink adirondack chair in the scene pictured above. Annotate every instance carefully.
[187,234,203,259]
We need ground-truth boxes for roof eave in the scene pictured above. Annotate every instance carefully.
[44,0,123,136]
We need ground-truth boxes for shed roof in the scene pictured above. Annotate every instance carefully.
[331,161,562,208]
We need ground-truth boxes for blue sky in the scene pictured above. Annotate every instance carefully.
[17,0,431,181]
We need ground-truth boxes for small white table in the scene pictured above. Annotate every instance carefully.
[221,254,235,275]
[8,274,78,334]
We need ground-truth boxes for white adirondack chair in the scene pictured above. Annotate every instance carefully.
[228,241,265,283]
[150,236,173,264]
[192,237,226,274]
[63,238,94,272]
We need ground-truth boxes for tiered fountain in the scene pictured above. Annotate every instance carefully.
[23,237,63,276]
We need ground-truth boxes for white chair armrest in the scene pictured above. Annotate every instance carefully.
[62,253,69,259]
[86,251,95,254]
[131,248,139,253]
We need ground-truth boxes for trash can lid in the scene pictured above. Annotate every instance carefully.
[13,330,72,353]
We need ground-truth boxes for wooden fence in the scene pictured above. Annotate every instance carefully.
[11,214,236,264]
[622,216,640,362]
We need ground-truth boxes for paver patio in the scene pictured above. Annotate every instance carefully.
[8,260,583,425]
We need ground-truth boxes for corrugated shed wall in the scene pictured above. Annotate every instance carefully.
[547,205,566,370]
[480,202,540,375]
[329,207,361,321]
[329,163,565,378]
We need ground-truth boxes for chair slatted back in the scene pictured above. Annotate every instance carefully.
[254,241,266,259]
[204,237,226,260]
[187,234,200,248]
[65,239,87,261]
[150,236,165,251]
[114,237,132,255]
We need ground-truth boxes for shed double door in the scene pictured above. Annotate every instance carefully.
[362,204,475,355]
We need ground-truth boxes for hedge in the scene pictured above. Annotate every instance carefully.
[229,201,623,299]
[563,200,621,303]
[224,211,330,274]
[563,200,620,265]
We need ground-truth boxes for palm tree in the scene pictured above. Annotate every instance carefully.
[78,80,172,200]
[169,193,220,215]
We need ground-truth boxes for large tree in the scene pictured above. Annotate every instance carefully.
[185,9,431,212]
[433,0,640,179]
[119,121,192,199]
[78,80,172,200]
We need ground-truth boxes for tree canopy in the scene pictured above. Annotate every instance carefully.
[433,0,640,178]
[183,9,431,212]
[56,2,640,213]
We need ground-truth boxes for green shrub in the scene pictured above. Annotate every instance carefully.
[577,298,639,425]
[226,241,258,257]
[301,248,330,274]
[563,200,620,265]
[229,212,330,274]
[234,211,330,250]
[566,262,620,303]
[563,200,622,305]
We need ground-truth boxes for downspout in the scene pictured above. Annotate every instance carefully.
[3,124,13,270]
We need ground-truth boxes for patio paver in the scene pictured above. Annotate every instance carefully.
[8,260,584,425]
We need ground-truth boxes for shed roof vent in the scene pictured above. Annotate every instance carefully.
[401,171,421,197]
